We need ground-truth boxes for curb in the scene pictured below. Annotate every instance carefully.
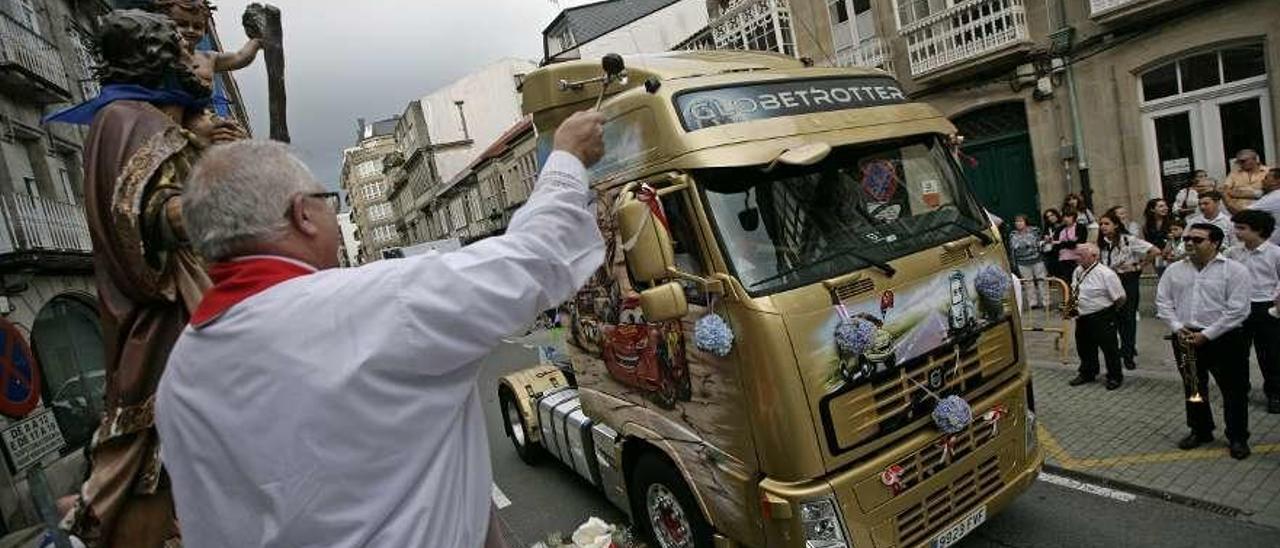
[1041,464,1255,521]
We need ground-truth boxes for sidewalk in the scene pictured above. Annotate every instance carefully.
[1025,278,1280,529]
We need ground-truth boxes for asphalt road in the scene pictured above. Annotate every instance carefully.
[478,341,1280,548]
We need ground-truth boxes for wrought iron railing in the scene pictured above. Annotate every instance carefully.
[0,193,92,254]
[900,0,1029,77]
[0,11,69,92]
[835,37,893,72]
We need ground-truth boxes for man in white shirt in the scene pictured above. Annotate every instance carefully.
[1173,170,1215,219]
[156,111,607,547]
[1067,243,1128,390]
[1247,168,1280,245]
[1186,191,1236,248]
[1156,223,1253,459]
[1226,209,1280,414]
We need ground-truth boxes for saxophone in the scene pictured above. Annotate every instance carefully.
[1166,333,1204,403]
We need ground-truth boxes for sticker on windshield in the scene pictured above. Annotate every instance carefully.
[921,179,941,208]
[871,203,902,222]
[860,160,899,202]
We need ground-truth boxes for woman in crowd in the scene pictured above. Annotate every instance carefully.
[1143,198,1173,275]
[1110,205,1143,240]
[1063,193,1097,226]
[1097,211,1159,370]
[1041,208,1064,279]
[1051,208,1088,282]
[1009,214,1049,308]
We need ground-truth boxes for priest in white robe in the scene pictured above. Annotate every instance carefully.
[156,112,606,547]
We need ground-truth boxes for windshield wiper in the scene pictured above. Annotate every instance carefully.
[749,245,896,288]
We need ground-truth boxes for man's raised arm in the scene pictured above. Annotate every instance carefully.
[390,111,607,371]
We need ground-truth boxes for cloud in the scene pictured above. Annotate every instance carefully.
[211,0,585,186]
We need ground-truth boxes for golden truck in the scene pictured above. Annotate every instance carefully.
[498,51,1042,548]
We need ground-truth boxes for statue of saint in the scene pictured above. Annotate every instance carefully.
[129,0,263,89]
[43,10,242,547]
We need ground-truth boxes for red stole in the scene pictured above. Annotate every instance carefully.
[190,256,316,328]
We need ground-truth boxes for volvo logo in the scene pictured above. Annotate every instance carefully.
[928,368,945,390]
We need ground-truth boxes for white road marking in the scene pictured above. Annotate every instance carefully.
[492,483,512,509]
[1038,472,1136,503]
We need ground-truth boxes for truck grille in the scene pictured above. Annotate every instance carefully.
[891,418,1000,495]
[896,456,1002,547]
[819,322,1017,456]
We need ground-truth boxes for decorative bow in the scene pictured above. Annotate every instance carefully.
[937,435,959,466]
[880,464,906,495]
[982,404,1008,436]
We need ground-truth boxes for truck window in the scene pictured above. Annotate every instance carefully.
[661,191,710,306]
[696,135,988,296]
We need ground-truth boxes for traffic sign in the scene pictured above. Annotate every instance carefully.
[1,408,64,473]
[0,319,40,418]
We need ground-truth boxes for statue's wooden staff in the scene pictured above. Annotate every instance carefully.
[243,3,289,143]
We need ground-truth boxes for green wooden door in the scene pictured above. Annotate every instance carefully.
[961,132,1040,224]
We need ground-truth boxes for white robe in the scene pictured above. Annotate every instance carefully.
[156,151,603,547]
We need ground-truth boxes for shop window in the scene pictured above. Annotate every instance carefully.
[32,295,104,451]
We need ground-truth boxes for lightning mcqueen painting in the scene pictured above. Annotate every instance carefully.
[600,298,691,408]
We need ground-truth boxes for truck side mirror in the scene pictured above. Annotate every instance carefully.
[617,199,674,282]
[640,281,688,323]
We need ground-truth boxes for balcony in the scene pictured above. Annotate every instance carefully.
[900,0,1031,80]
[0,11,70,102]
[1088,0,1208,26]
[0,193,93,270]
[835,37,893,73]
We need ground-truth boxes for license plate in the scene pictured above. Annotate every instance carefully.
[930,506,987,548]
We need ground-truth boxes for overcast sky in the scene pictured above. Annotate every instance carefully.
[212,0,592,186]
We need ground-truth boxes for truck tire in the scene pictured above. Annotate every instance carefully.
[498,387,539,465]
[629,452,713,548]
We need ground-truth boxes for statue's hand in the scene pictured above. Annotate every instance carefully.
[243,3,267,40]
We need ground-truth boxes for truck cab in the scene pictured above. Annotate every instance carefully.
[498,51,1042,548]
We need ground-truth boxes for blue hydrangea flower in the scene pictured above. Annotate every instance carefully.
[834,317,876,358]
[695,313,734,357]
[974,266,1011,302]
[932,395,973,434]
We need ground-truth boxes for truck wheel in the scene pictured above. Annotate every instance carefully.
[629,452,713,548]
[499,387,539,465]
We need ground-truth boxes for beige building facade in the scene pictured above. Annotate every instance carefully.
[779,0,1278,223]
[340,118,401,263]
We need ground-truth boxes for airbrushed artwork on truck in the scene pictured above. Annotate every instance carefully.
[565,183,756,530]
[818,259,1011,393]
[564,187,693,410]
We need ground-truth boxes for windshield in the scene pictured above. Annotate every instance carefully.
[698,136,989,296]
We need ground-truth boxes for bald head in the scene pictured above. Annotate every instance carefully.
[1077,243,1099,267]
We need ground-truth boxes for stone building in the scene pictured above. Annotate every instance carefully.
[430,116,538,244]
[779,0,1278,222]
[0,0,249,533]
[340,117,400,263]
[542,0,711,65]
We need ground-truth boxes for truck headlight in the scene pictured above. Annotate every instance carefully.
[799,498,849,548]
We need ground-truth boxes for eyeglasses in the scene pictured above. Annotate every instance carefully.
[1182,236,1207,244]
[286,191,341,217]
[305,191,341,215]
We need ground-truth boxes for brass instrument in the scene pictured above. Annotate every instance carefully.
[1166,333,1204,403]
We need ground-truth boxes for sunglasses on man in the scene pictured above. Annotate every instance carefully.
[1182,235,1207,244]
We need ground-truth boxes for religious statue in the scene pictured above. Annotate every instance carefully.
[43,10,244,547]
[123,0,263,90]
[130,0,292,142]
